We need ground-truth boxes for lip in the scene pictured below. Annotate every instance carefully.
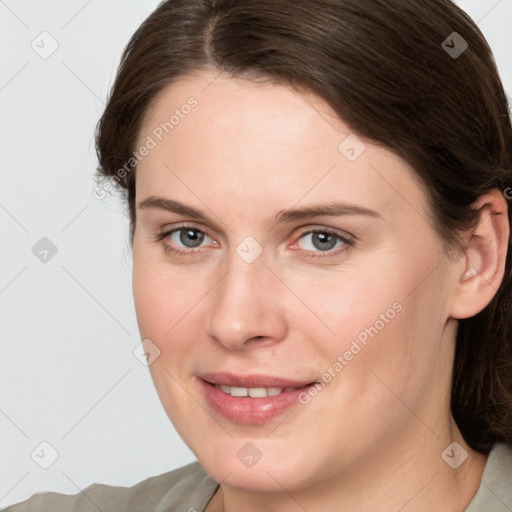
[199,372,315,388]
[198,372,318,425]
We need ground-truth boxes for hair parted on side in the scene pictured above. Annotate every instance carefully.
[95,0,512,453]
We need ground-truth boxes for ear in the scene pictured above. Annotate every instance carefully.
[449,189,510,320]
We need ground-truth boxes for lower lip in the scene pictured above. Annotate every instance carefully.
[199,380,315,424]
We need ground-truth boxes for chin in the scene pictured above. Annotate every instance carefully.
[203,458,304,492]
[191,436,316,492]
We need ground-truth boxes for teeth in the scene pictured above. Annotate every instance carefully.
[230,386,248,397]
[214,384,299,397]
[248,387,268,398]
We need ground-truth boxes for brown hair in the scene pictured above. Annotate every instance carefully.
[95,0,512,452]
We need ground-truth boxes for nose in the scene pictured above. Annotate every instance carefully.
[207,255,287,350]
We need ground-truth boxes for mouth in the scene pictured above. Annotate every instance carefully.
[198,372,318,424]
[212,384,303,398]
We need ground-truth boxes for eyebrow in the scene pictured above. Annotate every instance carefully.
[137,196,382,224]
[138,196,208,220]
[274,201,382,223]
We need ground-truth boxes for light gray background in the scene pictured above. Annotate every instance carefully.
[1,0,511,508]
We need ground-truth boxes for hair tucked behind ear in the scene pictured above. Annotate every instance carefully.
[95,0,512,452]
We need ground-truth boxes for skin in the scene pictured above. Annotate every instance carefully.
[131,70,509,511]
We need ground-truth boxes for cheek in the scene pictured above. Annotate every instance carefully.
[132,232,448,372]
[132,266,171,339]
[132,245,197,339]
[131,251,221,381]
[281,253,448,384]
[278,261,403,344]
[132,257,203,410]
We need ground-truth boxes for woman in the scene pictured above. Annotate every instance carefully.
[4,0,512,510]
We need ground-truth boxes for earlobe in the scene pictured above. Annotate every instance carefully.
[450,190,510,320]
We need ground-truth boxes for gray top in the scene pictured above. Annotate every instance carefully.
[3,443,511,511]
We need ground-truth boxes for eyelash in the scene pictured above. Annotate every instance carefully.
[152,224,355,259]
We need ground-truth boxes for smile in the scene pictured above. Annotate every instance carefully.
[214,384,301,397]
[198,373,318,424]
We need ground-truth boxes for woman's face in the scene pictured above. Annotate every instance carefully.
[132,71,461,491]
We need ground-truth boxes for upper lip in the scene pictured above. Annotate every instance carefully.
[199,372,316,388]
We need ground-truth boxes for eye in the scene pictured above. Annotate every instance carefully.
[170,227,210,248]
[293,229,353,256]
[154,225,353,258]
[155,226,217,255]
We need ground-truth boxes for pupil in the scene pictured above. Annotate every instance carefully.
[312,232,337,251]
[180,229,204,247]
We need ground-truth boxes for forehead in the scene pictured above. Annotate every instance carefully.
[135,71,429,225]
[137,71,343,163]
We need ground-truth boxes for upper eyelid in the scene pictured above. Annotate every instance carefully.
[162,223,215,241]
[299,226,354,239]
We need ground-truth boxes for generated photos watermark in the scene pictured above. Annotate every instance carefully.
[93,96,198,201]
[299,301,403,404]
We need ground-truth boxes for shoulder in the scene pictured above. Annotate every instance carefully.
[465,443,512,512]
[2,461,219,512]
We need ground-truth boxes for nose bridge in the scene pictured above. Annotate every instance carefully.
[207,247,285,349]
